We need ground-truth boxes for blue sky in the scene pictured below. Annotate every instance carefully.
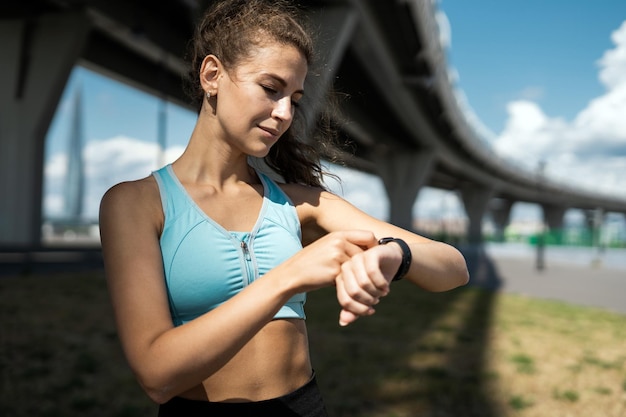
[44,1,626,231]
[441,0,626,133]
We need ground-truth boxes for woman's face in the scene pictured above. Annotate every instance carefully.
[214,41,308,158]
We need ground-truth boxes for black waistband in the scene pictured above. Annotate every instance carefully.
[157,374,328,417]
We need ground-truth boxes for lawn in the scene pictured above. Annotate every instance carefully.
[1,270,625,416]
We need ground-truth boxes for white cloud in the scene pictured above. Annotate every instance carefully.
[510,202,542,222]
[574,83,626,146]
[325,164,388,220]
[44,136,184,221]
[544,153,626,196]
[434,9,452,50]
[598,21,626,89]
[43,153,68,217]
[492,20,626,197]
[44,152,68,179]
[493,100,570,160]
[164,146,185,163]
[415,187,465,220]
[81,136,160,218]
[43,193,65,218]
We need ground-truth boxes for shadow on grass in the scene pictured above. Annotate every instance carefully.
[0,270,156,417]
[306,245,504,416]
[0,245,504,417]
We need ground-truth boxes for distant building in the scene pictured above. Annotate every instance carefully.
[64,86,85,222]
[42,85,97,245]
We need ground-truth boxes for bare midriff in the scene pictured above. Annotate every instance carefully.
[178,318,312,402]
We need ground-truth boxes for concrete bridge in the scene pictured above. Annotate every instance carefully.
[2,0,625,248]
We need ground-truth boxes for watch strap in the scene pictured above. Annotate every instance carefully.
[378,237,412,281]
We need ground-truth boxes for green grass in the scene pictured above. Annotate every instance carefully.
[509,353,536,374]
[1,271,626,416]
[508,394,534,410]
[553,389,580,403]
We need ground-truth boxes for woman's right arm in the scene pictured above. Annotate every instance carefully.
[99,179,374,403]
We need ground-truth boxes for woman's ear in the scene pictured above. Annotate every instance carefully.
[199,54,221,95]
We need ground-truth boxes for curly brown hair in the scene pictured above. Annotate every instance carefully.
[184,0,340,188]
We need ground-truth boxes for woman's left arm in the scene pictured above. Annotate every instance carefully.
[292,187,469,324]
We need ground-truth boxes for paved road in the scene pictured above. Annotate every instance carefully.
[462,245,626,315]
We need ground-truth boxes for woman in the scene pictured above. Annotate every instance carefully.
[99,0,469,415]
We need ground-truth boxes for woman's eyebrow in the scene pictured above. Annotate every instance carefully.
[265,73,305,95]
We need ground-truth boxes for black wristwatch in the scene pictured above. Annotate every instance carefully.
[378,237,412,281]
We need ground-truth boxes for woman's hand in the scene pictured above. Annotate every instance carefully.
[335,241,403,326]
[279,230,379,293]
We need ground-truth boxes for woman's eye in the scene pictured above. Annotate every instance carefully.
[262,85,277,94]
[291,100,300,108]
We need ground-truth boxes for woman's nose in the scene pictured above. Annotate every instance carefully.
[272,97,294,122]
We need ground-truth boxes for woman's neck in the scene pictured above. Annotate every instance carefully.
[173,123,256,187]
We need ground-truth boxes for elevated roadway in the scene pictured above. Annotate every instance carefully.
[1,0,625,247]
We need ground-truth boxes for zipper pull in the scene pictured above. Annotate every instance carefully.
[241,240,251,261]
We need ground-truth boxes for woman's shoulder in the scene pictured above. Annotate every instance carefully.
[100,175,161,221]
[278,182,349,221]
[102,175,157,202]
[278,182,326,206]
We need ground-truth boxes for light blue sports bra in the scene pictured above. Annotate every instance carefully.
[153,164,306,326]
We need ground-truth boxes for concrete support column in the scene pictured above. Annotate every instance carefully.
[0,13,90,247]
[303,5,358,136]
[490,198,514,242]
[585,208,606,248]
[541,204,567,232]
[534,204,567,269]
[460,185,494,245]
[540,203,567,245]
[375,148,435,231]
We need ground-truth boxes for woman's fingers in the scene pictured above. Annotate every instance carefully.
[351,251,390,292]
[335,272,379,326]
[339,308,360,327]
[341,230,378,253]
[335,242,400,326]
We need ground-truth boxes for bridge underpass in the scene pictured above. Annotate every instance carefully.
[1,0,625,250]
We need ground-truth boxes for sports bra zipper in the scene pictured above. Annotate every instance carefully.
[240,239,255,286]
[241,240,251,261]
